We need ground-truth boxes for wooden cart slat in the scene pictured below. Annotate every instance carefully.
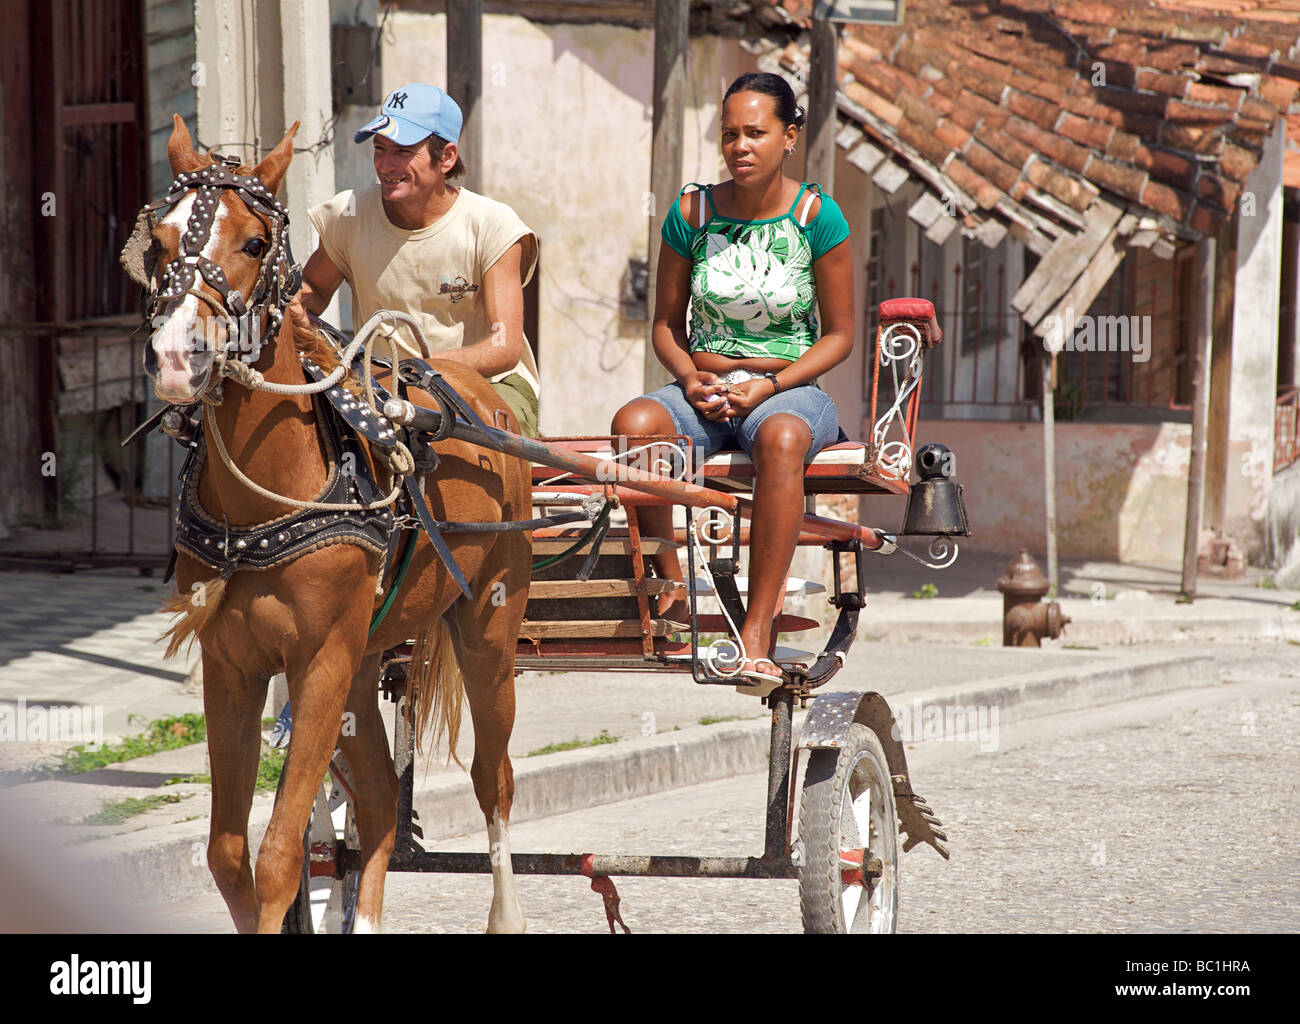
[526,578,684,599]
[530,533,681,555]
[519,618,680,638]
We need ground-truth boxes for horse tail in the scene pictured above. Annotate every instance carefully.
[407,618,465,768]
[159,575,229,659]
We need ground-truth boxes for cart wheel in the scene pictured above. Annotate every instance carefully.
[278,753,361,934]
[797,723,898,934]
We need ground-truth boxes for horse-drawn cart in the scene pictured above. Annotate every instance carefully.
[128,130,961,934]
[281,298,964,935]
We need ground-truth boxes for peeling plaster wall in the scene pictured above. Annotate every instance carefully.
[1224,118,1284,561]
[1271,461,1300,586]
[381,12,759,436]
[860,418,1193,563]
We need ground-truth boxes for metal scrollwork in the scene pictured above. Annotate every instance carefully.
[692,506,734,546]
[884,535,960,571]
[880,322,922,364]
[871,322,926,482]
[704,637,744,678]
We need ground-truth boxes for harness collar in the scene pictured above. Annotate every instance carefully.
[171,389,392,577]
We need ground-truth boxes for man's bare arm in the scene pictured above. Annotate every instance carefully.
[434,240,524,377]
[298,243,345,317]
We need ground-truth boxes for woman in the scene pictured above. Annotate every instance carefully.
[611,72,855,688]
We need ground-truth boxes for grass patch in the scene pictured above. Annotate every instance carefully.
[910,582,939,600]
[1063,643,1099,650]
[74,794,182,826]
[526,730,618,757]
[162,771,211,786]
[698,714,742,726]
[1259,576,1277,589]
[53,713,206,775]
[971,636,993,647]
[1290,601,1300,612]
[255,748,287,793]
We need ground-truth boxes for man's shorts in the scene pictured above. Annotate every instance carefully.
[491,373,539,438]
[641,380,840,461]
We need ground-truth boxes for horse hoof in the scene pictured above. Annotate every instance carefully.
[486,906,527,934]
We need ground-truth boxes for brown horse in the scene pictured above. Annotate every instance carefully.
[142,116,531,933]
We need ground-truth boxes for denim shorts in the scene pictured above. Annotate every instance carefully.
[641,380,841,462]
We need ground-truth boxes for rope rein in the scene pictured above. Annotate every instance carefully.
[200,311,423,512]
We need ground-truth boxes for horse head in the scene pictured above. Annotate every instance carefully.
[138,115,300,404]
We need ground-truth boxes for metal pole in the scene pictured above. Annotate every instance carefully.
[805,16,838,193]
[1043,354,1058,595]
[644,0,688,392]
[1181,235,1216,598]
[763,691,794,862]
[446,0,482,194]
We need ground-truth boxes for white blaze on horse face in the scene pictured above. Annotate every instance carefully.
[151,193,228,403]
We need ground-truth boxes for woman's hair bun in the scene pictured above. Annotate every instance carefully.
[723,72,805,131]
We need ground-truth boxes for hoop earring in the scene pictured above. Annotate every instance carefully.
[785,147,794,156]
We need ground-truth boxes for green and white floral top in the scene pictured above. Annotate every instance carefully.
[661,182,850,362]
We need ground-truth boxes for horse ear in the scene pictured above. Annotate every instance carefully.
[167,114,204,174]
[254,122,299,195]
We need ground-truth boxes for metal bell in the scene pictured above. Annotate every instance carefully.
[901,442,970,536]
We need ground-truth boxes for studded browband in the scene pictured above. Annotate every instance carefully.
[139,154,302,362]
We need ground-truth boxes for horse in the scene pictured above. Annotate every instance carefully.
[135,115,532,933]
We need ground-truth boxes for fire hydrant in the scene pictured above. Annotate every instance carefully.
[996,551,1070,647]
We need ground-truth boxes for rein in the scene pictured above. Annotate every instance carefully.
[197,312,431,513]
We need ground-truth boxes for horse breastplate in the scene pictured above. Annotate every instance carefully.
[172,395,392,574]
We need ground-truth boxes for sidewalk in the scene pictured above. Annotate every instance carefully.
[825,547,1300,646]
[0,555,1295,909]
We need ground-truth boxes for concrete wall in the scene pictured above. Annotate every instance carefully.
[859,417,1194,563]
[194,0,336,266]
[1271,460,1300,586]
[326,0,382,333]
[1224,118,1285,561]
[380,11,767,436]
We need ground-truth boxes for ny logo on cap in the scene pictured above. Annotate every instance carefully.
[388,90,407,109]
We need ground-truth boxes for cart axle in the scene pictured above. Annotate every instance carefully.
[372,849,800,880]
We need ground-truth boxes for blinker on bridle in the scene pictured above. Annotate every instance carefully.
[136,152,302,383]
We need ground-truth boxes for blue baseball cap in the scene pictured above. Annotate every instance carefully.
[353,83,462,146]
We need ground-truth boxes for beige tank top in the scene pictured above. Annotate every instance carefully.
[308,185,540,395]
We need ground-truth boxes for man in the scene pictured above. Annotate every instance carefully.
[300,83,541,436]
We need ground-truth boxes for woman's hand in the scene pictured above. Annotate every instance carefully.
[682,370,731,421]
[721,377,773,418]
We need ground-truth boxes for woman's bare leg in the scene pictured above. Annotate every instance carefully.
[739,414,811,667]
[610,399,688,621]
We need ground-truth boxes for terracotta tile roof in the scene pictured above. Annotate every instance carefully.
[757,0,1300,249]
[1286,109,1300,186]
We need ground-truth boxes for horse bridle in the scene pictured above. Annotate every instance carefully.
[130,154,302,388]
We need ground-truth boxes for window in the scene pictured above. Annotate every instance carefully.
[960,235,999,354]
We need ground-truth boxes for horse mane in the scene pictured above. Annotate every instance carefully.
[285,303,371,404]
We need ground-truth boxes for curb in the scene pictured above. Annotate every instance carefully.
[861,615,1300,646]
[73,650,1219,906]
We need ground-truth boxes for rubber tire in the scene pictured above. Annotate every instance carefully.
[798,722,899,934]
[277,759,361,934]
